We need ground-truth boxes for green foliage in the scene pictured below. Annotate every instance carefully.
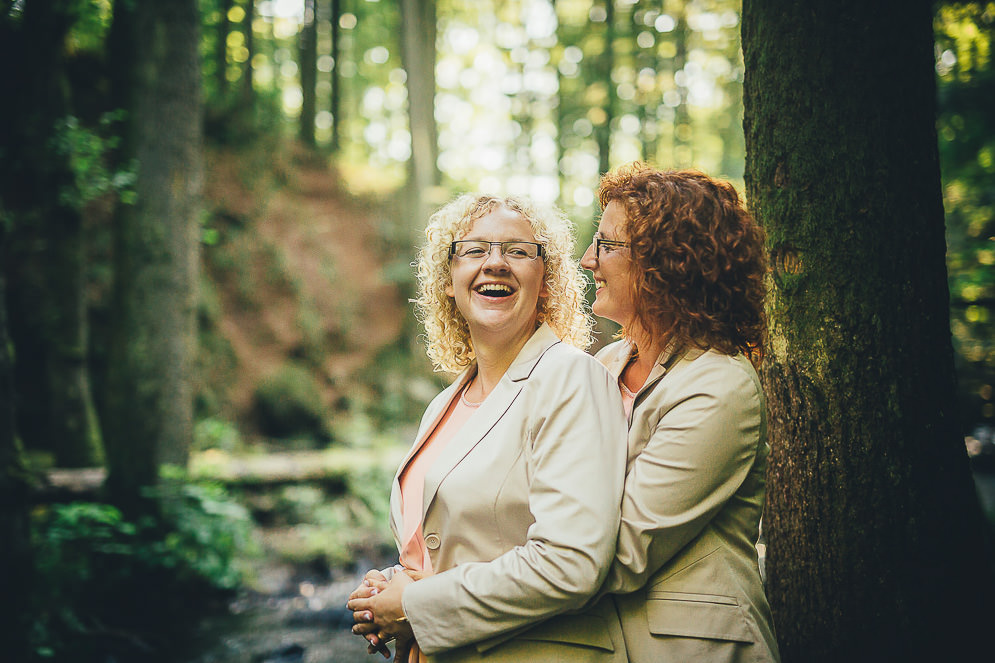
[935,3,995,427]
[253,361,331,443]
[30,470,255,659]
[193,416,244,452]
[50,111,136,209]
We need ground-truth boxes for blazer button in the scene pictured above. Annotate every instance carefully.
[424,533,441,550]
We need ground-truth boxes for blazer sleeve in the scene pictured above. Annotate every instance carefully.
[401,354,627,654]
[601,354,764,595]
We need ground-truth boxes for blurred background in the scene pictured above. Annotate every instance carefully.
[2,1,993,661]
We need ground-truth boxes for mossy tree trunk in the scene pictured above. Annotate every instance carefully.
[104,0,203,508]
[742,1,994,660]
[0,0,103,468]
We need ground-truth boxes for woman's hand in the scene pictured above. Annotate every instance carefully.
[348,572,416,645]
[348,569,391,657]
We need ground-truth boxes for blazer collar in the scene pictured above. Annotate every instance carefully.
[421,322,561,497]
[392,323,563,527]
[599,337,701,398]
[505,322,562,382]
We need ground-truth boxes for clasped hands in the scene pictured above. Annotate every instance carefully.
[347,567,427,660]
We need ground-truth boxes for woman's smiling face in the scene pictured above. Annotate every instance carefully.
[580,200,636,328]
[446,206,547,346]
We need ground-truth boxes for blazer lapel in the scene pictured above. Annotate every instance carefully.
[389,368,473,537]
[420,323,562,517]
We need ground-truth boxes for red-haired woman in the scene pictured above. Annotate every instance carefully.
[580,163,781,662]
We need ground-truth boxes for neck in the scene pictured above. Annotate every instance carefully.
[468,323,537,399]
[621,324,668,391]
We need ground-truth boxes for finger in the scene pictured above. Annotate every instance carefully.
[352,610,374,624]
[346,597,371,611]
[352,622,377,636]
[365,635,390,659]
[348,585,375,601]
[365,569,388,582]
[351,621,378,635]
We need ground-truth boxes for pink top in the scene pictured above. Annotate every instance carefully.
[398,383,479,573]
[620,378,637,421]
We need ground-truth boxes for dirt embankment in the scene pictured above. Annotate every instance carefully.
[202,145,409,430]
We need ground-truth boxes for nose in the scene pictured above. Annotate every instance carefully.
[482,243,510,270]
[580,240,597,271]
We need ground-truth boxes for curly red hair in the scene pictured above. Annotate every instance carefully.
[598,163,767,358]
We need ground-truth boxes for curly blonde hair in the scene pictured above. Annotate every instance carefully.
[415,194,593,373]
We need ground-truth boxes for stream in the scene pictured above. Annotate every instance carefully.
[175,559,394,663]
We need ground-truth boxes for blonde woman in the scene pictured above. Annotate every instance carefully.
[348,194,628,662]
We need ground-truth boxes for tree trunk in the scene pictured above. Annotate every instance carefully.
[241,0,255,101]
[742,1,994,660]
[0,0,104,468]
[670,0,690,167]
[595,0,616,176]
[399,0,439,239]
[104,0,203,507]
[216,0,233,97]
[0,181,34,663]
[328,0,342,151]
[299,0,318,147]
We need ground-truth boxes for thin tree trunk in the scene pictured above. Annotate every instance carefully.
[671,0,690,167]
[399,0,439,239]
[328,0,342,151]
[216,0,233,97]
[596,0,616,176]
[242,0,255,101]
[742,0,994,659]
[105,0,203,507]
[299,0,317,147]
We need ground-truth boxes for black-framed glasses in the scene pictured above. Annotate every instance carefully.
[594,236,630,258]
[449,240,546,261]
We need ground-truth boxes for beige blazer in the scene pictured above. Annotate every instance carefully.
[396,324,629,663]
[596,340,781,663]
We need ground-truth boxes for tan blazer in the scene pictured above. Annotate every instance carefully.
[396,324,629,662]
[597,340,781,663]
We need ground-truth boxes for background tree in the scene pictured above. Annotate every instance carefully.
[742,0,994,659]
[399,0,440,237]
[0,208,32,663]
[104,0,204,508]
[326,0,343,151]
[299,0,318,146]
[0,0,104,469]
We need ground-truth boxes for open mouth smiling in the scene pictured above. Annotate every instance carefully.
[475,283,514,298]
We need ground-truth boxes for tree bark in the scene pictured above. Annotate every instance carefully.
[399,0,440,239]
[595,0,616,176]
[0,0,104,468]
[742,0,994,660]
[241,0,255,101]
[328,0,342,151]
[299,0,318,147]
[0,184,34,663]
[216,0,233,97]
[104,0,203,507]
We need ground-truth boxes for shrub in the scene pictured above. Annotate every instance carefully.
[253,362,330,442]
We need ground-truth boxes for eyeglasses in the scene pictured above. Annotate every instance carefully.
[449,240,546,261]
[594,236,630,258]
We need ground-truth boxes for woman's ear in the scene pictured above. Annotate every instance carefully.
[445,281,455,298]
